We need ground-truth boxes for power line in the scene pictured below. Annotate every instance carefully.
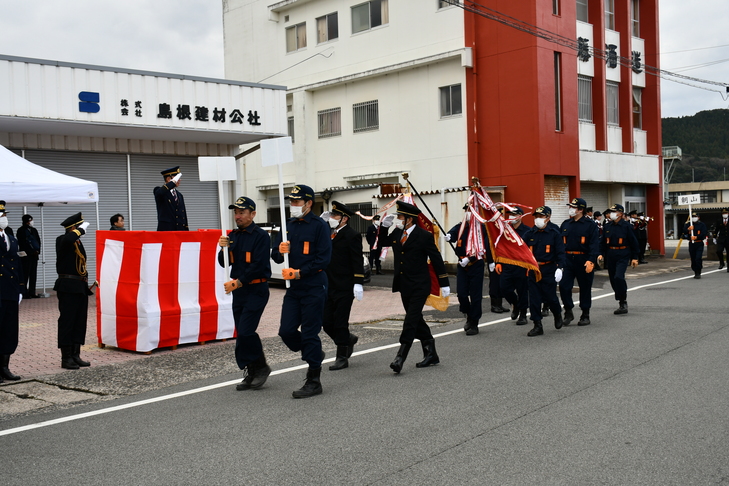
[661,43,729,55]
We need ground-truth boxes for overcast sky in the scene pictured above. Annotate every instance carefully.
[0,0,726,119]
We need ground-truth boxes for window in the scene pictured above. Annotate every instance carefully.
[288,116,295,143]
[439,84,462,118]
[353,100,379,132]
[578,76,593,122]
[631,0,640,37]
[352,0,389,34]
[576,0,588,22]
[632,87,642,129]
[605,0,615,29]
[316,13,338,43]
[553,0,560,15]
[318,107,341,138]
[286,22,307,53]
[607,81,619,125]
[554,53,562,131]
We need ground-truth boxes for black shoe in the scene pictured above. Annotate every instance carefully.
[250,365,271,389]
[236,365,255,391]
[465,319,479,336]
[72,345,90,367]
[516,309,528,325]
[329,345,349,371]
[541,304,550,317]
[553,311,563,330]
[463,315,471,332]
[563,307,574,326]
[527,322,544,336]
[390,343,412,374]
[346,334,358,358]
[510,306,519,320]
[292,367,322,398]
[577,310,591,326]
[491,305,506,314]
[694,272,701,279]
[376,270,383,275]
[415,339,440,368]
[639,260,648,264]
[614,301,628,315]
[719,263,724,269]
[0,355,21,381]
[60,346,79,370]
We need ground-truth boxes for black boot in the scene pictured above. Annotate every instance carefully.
[292,367,322,398]
[694,271,701,279]
[415,339,440,368]
[719,261,724,270]
[465,318,479,336]
[390,343,412,374]
[614,301,628,315]
[0,355,21,381]
[249,354,271,388]
[72,344,91,367]
[527,321,544,336]
[553,310,563,330]
[346,333,358,358]
[329,345,350,371]
[563,307,574,326]
[491,301,507,313]
[541,303,550,317]
[516,309,528,325]
[236,362,256,391]
[510,305,519,320]
[61,346,79,370]
[578,309,591,326]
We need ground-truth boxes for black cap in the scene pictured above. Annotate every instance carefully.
[61,212,84,228]
[604,208,612,214]
[161,166,180,177]
[396,201,421,217]
[637,211,645,217]
[507,206,524,215]
[286,184,315,201]
[628,210,638,216]
[534,206,552,217]
[331,200,355,217]
[22,214,33,223]
[567,197,587,209]
[691,212,699,217]
[593,211,602,218]
[609,203,625,213]
[585,207,593,213]
[372,214,381,221]
[229,196,256,211]
[462,203,470,211]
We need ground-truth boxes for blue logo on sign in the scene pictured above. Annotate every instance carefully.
[79,91,100,113]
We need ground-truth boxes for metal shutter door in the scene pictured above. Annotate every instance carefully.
[580,183,609,214]
[129,155,220,232]
[544,176,570,225]
[22,150,129,290]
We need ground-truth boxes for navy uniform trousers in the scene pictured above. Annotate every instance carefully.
[688,241,704,274]
[528,263,561,322]
[558,254,594,310]
[232,282,270,369]
[605,254,630,302]
[456,259,484,322]
[501,264,529,310]
[323,292,354,346]
[279,280,328,367]
[0,300,19,355]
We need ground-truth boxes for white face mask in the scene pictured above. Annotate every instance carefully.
[373,221,380,226]
[534,218,547,229]
[691,217,698,223]
[29,220,34,227]
[596,217,603,223]
[290,205,304,218]
[639,216,644,220]
[609,212,620,222]
[568,207,577,217]
[0,216,7,230]
[723,214,728,220]
[328,218,340,229]
[394,219,405,230]
[508,217,520,226]
[630,218,637,223]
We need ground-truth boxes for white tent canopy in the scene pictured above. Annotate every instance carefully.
[0,144,98,205]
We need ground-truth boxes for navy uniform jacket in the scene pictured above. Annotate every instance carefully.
[713,218,729,243]
[16,225,41,261]
[53,228,92,295]
[326,224,364,296]
[366,223,380,249]
[600,219,639,261]
[271,211,332,288]
[0,231,23,301]
[560,216,600,263]
[218,222,272,284]
[524,225,566,268]
[154,181,189,231]
[447,222,487,261]
[681,221,708,242]
[384,225,449,296]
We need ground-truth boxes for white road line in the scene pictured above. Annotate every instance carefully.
[0,269,713,437]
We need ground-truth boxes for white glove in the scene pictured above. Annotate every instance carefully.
[320,211,331,222]
[488,263,495,272]
[714,238,717,245]
[18,294,23,304]
[79,222,90,232]
[459,257,470,267]
[441,286,450,298]
[445,233,452,242]
[353,284,363,301]
[172,173,182,184]
[555,268,563,283]
[381,214,395,228]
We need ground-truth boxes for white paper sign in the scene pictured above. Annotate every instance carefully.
[677,194,700,206]
[261,137,294,167]
[198,157,237,181]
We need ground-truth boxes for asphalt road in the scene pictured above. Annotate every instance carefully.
[2,267,729,485]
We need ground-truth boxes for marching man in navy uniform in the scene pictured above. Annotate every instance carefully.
[272,184,331,398]
[366,214,383,275]
[54,212,93,369]
[323,201,364,371]
[154,166,189,231]
[524,206,566,337]
[498,206,531,326]
[382,201,450,373]
[446,204,486,336]
[598,204,639,315]
[713,208,729,271]
[219,197,272,391]
[0,201,24,382]
[681,212,708,279]
[559,197,600,326]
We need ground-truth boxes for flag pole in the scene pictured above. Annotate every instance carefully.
[401,172,457,255]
